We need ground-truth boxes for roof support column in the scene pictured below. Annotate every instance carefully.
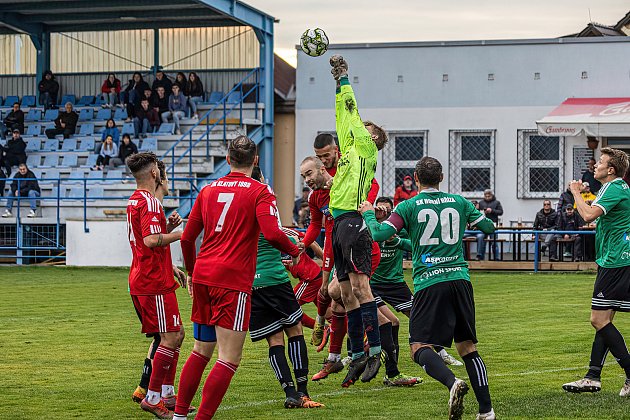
[254,23,274,186]
[153,28,160,75]
[30,32,50,102]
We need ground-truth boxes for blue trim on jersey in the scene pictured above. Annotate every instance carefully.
[193,322,217,342]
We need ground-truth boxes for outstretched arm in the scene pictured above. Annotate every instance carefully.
[359,201,401,242]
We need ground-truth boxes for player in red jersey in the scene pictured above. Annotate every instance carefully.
[126,152,186,419]
[174,136,302,419]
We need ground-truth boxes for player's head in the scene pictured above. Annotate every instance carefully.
[300,156,327,190]
[126,152,159,185]
[364,121,388,151]
[375,196,394,221]
[156,160,169,197]
[414,156,443,188]
[597,147,629,182]
[227,135,258,171]
[313,133,338,169]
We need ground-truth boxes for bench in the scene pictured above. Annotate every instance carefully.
[103,209,126,218]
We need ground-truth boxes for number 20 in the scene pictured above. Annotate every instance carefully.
[418,208,460,245]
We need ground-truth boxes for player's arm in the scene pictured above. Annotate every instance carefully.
[366,178,380,204]
[180,194,204,275]
[302,195,323,247]
[139,203,182,248]
[143,231,181,248]
[466,200,495,234]
[395,237,413,252]
[309,240,324,259]
[359,201,401,242]
[571,180,604,223]
[336,75,376,159]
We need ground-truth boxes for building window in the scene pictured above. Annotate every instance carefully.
[449,130,495,197]
[383,131,427,196]
[517,130,564,198]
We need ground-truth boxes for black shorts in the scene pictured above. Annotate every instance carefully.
[249,282,303,342]
[332,211,373,282]
[409,280,477,348]
[371,282,413,312]
[591,265,630,312]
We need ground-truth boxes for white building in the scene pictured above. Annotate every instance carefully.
[295,37,630,224]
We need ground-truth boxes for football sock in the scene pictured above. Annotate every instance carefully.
[392,324,400,362]
[462,351,492,414]
[379,322,399,377]
[175,351,209,416]
[288,336,310,396]
[585,330,608,380]
[197,359,238,418]
[598,323,630,377]
[269,345,299,399]
[413,347,456,390]
[360,301,381,356]
[147,345,175,404]
[328,353,341,362]
[317,291,332,319]
[329,311,347,355]
[301,313,316,329]
[347,337,352,357]
[162,347,180,394]
[139,358,152,390]
[347,308,365,360]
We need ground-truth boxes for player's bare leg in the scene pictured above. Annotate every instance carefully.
[312,279,346,381]
[133,336,160,403]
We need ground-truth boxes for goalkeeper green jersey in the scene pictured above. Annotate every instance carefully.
[371,231,411,285]
[591,178,630,268]
[329,76,378,218]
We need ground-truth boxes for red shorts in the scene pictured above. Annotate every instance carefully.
[293,275,323,306]
[131,292,182,334]
[371,241,381,276]
[191,284,251,332]
[323,233,334,272]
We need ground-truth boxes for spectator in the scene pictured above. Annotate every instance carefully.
[100,73,121,108]
[174,72,187,92]
[152,70,172,96]
[554,205,584,261]
[93,135,118,171]
[533,199,559,260]
[153,86,170,119]
[108,133,138,175]
[164,84,187,135]
[298,201,311,228]
[133,98,160,139]
[186,72,204,119]
[477,189,503,260]
[100,118,120,148]
[0,167,5,197]
[124,72,150,119]
[556,182,574,213]
[38,70,59,109]
[293,186,310,224]
[1,102,25,138]
[2,163,40,218]
[581,158,602,194]
[1,129,27,176]
[45,102,78,139]
[393,175,417,206]
[576,181,596,206]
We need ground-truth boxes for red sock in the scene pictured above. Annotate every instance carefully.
[329,311,348,354]
[301,313,316,329]
[175,351,210,415]
[197,359,238,419]
[316,291,332,318]
[149,345,175,394]
[163,347,180,386]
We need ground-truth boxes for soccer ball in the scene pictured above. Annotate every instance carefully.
[300,28,329,57]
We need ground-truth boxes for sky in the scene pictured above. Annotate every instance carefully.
[245,0,629,67]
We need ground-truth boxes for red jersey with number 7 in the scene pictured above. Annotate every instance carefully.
[127,189,177,296]
[181,171,301,294]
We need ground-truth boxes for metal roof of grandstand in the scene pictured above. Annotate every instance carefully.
[0,0,275,34]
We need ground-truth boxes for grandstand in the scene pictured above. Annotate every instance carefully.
[0,0,275,264]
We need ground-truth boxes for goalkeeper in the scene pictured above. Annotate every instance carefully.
[327,55,388,387]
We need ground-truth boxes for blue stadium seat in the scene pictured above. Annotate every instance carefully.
[114,108,128,120]
[139,137,158,152]
[25,109,41,122]
[3,96,19,107]
[105,169,123,184]
[58,154,78,168]
[40,169,60,184]
[67,186,85,199]
[66,168,85,183]
[44,109,59,121]
[61,138,78,152]
[26,155,40,168]
[21,95,36,108]
[78,123,95,136]
[77,96,95,106]
[155,124,173,135]
[96,108,111,120]
[78,109,93,121]
[207,91,224,103]
[87,186,104,199]
[26,124,42,137]
[87,170,104,183]
[25,139,41,152]
[42,139,59,152]
[121,122,134,136]
[226,91,242,104]
[94,95,106,106]
[39,154,59,168]
[0,97,3,106]
[78,137,95,152]
[61,95,75,105]
[81,154,98,168]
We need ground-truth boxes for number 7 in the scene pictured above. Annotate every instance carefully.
[215,193,235,232]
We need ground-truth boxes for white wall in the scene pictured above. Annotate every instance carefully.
[66,219,183,267]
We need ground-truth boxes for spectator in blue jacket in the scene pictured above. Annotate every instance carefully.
[163,84,187,135]
[99,119,120,152]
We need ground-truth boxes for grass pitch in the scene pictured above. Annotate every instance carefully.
[1,267,630,419]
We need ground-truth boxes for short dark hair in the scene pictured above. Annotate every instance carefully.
[375,196,393,207]
[122,133,131,141]
[157,160,166,182]
[415,156,442,187]
[126,152,158,175]
[364,121,388,151]
[600,147,629,178]
[313,133,335,149]
[228,136,257,168]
